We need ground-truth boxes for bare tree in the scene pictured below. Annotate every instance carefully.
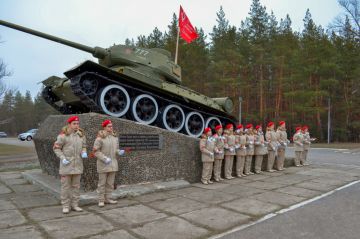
[330,0,360,38]
[0,36,12,100]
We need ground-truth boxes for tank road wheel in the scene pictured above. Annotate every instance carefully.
[80,75,98,95]
[99,84,130,117]
[161,104,185,132]
[205,117,222,130]
[184,112,205,138]
[131,94,158,125]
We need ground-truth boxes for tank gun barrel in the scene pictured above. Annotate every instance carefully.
[0,19,107,58]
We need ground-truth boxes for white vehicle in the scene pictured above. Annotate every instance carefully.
[18,129,38,141]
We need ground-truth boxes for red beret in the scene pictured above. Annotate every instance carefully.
[279,121,285,126]
[255,125,261,130]
[246,124,253,129]
[67,116,79,124]
[236,124,243,129]
[296,126,302,132]
[267,122,274,127]
[102,119,112,127]
[225,124,233,129]
[215,125,223,131]
[302,125,309,130]
[204,127,211,134]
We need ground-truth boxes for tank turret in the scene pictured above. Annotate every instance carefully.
[0,19,236,137]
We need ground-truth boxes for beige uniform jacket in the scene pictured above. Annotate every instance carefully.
[246,134,255,156]
[235,135,247,156]
[53,127,87,175]
[276,129,288,150]
[293,132,304,151]
[303,132,311,150]
[214,134,225,160]
[224,134,236,156]
[265,129,278,151]
[93,130,119,173]
[200,138,215,162]
[254,133,267,155]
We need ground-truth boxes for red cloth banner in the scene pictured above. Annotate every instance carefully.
[179,6,198,43]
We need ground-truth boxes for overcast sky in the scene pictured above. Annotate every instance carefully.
[0,0,343,98]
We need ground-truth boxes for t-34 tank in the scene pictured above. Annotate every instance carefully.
[0,20,237,137]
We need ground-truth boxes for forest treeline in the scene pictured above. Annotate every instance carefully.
[125,0,360,142]
[0,0,359,141]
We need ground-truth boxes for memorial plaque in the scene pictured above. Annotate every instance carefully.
[119,134,162,150]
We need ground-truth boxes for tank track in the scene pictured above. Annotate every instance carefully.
[69,75,102,113]
[68,71,237,126]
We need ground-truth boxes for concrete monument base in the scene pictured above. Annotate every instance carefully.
[34,113,203,191]
[33,113,295,191]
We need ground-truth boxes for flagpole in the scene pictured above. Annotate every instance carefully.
[175,26,180,64]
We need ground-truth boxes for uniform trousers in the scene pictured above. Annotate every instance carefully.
[267,151,276,171]
[236,155,245,176]
[213,159,223,180]
[276,149,286,170]
[224,155,234,178]
[97,172,116,202]
[254,155,263,173]
[301,150,309,165]
[244,155,253,174]
[61,174,81,208]
[294,151,302,166]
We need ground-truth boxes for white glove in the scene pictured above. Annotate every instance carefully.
[81,152,88,158]
[210,152,214,157]
[62,158,70,165]
[249,141,254,145]
[105,157,112,164]
[235,145,240,149]
[117,149,125,156]
[230,147,235,152]
[218,150,223,154]
[261,143,265,147]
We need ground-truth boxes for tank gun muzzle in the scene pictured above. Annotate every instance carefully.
[0,19,107,59]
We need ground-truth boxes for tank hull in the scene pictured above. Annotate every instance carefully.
[43,60,237,137]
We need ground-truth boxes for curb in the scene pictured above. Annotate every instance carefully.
[22,170,190,206]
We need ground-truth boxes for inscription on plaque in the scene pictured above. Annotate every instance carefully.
[119,134,162,151]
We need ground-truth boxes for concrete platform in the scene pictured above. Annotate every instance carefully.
[1,163,360,239]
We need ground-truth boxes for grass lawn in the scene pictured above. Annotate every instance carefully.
[0,143,35,156]
[312,143,360,149]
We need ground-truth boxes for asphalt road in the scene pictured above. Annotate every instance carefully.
[220,181,360,239]
[220,146,360,239]
[0,137,34,148]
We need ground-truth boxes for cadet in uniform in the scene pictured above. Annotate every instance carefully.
[254,125,267,174]
[213,124,225,182]
[244,124,255,175]
[53,116,88,214]
[265,122,277,172]
[276,121,289,171]
[293,126,304,167]
[224,124,236,179]
[93,119,126,207]
[200,127,215,184]
[235,124,247,177]
[301,125,315,166]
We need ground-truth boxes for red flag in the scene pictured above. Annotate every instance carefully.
[179,6,198,43]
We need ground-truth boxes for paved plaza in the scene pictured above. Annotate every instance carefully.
[1,162,360,239]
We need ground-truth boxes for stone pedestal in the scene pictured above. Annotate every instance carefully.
[34,113,201,191]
